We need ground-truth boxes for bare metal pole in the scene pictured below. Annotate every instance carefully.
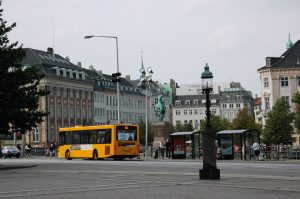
[145,86,148,159]
[115,37,120,123]
[84,35,121,123]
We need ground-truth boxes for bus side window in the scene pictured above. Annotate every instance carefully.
[81,131,90,144]
[90,131,97,144]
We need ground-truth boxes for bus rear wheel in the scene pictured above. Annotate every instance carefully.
[65,150,72,160]
[93,150,98,160]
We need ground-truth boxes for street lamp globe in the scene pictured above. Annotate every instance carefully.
[201,63,213,90]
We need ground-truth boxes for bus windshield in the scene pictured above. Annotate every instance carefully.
[116,126,137,141]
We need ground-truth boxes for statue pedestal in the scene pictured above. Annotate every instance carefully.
[152,122,169,148]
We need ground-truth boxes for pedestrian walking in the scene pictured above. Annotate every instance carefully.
[251,141,260,160]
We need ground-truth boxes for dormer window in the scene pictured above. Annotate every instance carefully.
[175,101,181,106]
[266,57,271,66]
[193,100,198,105]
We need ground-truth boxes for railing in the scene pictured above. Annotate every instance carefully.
[259,145,300,160]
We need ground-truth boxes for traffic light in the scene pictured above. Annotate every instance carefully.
[112,72,121,83]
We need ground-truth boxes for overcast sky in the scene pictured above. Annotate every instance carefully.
[2,0,300,96]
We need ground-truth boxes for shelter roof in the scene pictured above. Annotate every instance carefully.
[170,131,195,136]
[217,129,249,135]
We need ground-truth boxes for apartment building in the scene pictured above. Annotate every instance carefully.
[22,48,94,145]
[219,82,254,122]
[172,94,220,130]
[258,37,300,145]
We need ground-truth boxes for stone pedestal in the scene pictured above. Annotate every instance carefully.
[152,122,169,148]
[199,127,220,180]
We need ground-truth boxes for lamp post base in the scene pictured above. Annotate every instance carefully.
[199,167,220,180]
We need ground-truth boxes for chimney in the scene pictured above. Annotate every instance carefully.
[125,75,130,80]
[66,56,70,61]
[89,65,94,70]
[47,47,54,58]
[77,62,82,67]
[218,86,221,93]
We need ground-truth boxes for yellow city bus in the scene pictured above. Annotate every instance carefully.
[58,124,140,160]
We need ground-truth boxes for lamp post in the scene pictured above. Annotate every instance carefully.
[137,60,153,160]
[84,35,121,123]
[199,63,220,180]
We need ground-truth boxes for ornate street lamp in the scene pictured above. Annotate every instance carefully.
[137,59,153,159]
[199,63,220,180]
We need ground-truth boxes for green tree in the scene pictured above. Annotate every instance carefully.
[174,123,194,132]
[200,114,230,134]
[230,108,261,132]
[262,98,294,145]
[292,92,300,132]
[138,119,154,145]
[0,3,48,134]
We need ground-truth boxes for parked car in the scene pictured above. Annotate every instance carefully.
[1,146,21,158]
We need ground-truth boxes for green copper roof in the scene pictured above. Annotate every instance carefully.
[286,34,293,50]
[201,63,213,79]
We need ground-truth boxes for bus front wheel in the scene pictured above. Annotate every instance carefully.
[65,150,72,160]
[93,150,98,160]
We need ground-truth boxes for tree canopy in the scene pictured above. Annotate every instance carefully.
[138,119,154,145]
[200,114,230,134]
[230,108,261,132]
[292,92,300,132]
[262,98,294,145]
[0,3,48,134]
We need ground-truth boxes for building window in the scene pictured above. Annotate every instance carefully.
[264,77,269,88]
[184,120,188,124]
[265,97,270,110]
[176,120,181,125]
[189,110,192,115]
[32,128,39,143]
[222,104,227,108]
[229,104,234,108]
[184,110,187,115]
[194,110,198,115]
[175,101,181,106]
[298,76,300,87]
[211,109,216,114]
[155,97,158,105]
[189,120,192,124]
[185,100,190,106]
[194,100,198,105]
[175,110,181,115]
[236,104,240,108]
[282,96,290,107]
[280,77,289,87]
[63,107,68,118]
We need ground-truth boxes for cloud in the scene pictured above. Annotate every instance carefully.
[208,24,248,50]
